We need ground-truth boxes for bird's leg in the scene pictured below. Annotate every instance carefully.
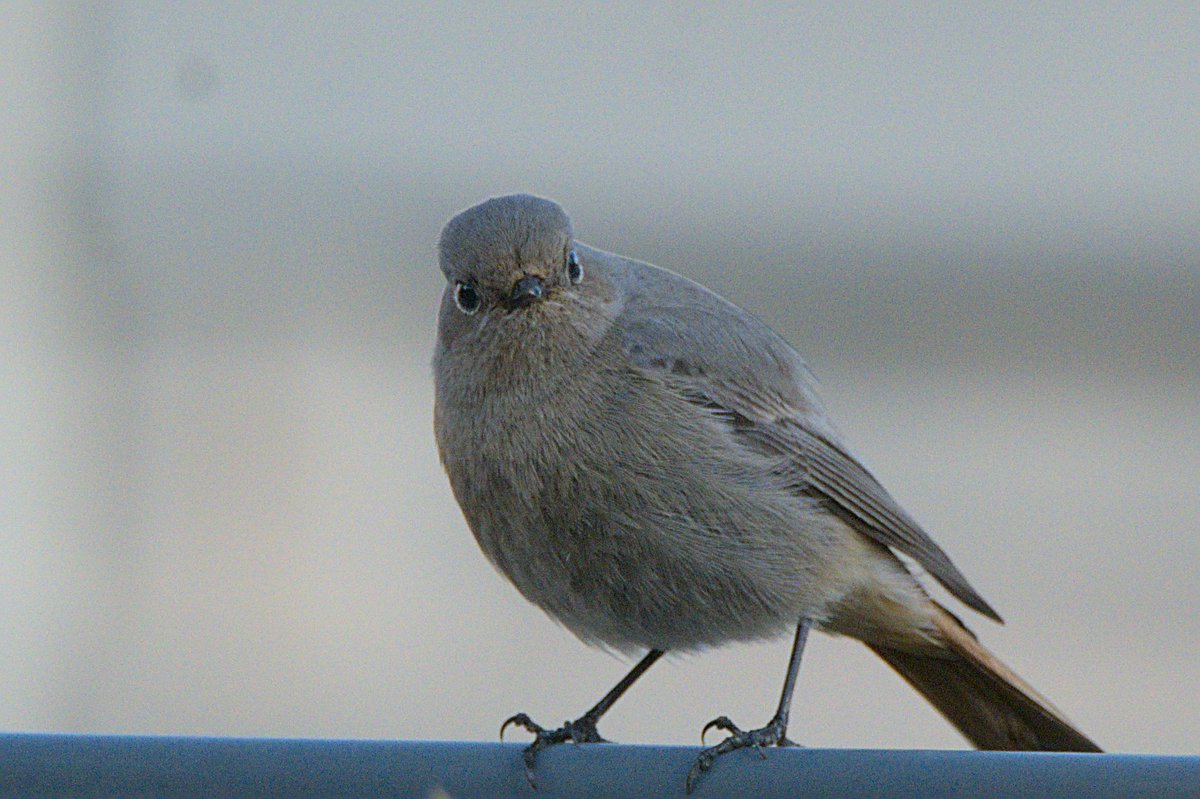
[501,648,664,788]
[686,619,812,793]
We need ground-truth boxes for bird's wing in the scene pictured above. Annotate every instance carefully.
[606,251,1001,622]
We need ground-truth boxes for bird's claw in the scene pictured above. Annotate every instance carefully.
[499,712,542,741]
[499,712,608,788]
[700,715,742,743]
[687,715,795,793]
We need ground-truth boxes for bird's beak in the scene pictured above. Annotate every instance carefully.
[510,275,545,308]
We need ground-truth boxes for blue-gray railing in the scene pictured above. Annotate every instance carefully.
[1,735,1196,798]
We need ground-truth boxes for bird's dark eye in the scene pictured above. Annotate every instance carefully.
[566,250,583,285]
[454,281,480,314]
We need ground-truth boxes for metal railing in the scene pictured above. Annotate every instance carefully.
[1,734,1196,798]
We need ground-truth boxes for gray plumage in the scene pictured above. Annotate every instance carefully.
[433,194,1099,765]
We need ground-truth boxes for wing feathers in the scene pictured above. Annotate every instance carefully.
[610,251,1000,622]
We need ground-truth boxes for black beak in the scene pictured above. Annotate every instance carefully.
[510,275,545,308]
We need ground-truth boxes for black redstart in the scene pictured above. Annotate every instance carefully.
[433,194,1100,791]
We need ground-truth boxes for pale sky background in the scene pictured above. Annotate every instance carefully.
[3,3,1197,757]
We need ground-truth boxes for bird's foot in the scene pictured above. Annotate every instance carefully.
[500,711,609,788]
[686,714,797,793]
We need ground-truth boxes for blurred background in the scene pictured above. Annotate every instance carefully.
[3,3,1197,756]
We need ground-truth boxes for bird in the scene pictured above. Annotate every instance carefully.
[432,193,1101,792]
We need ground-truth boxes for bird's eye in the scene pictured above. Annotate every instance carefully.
[454,281,480,314]
[566,250,583,285]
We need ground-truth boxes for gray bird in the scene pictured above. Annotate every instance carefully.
[432,194,1100,791]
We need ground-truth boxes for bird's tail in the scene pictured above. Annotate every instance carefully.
[866,602,1102,752]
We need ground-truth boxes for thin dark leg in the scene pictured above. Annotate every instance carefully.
[501,648,665,788]
[687,619,812,793]
[581,647,665,724]
[767,618,810,737]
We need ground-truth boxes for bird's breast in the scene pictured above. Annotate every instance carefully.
[435,340,832,652]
